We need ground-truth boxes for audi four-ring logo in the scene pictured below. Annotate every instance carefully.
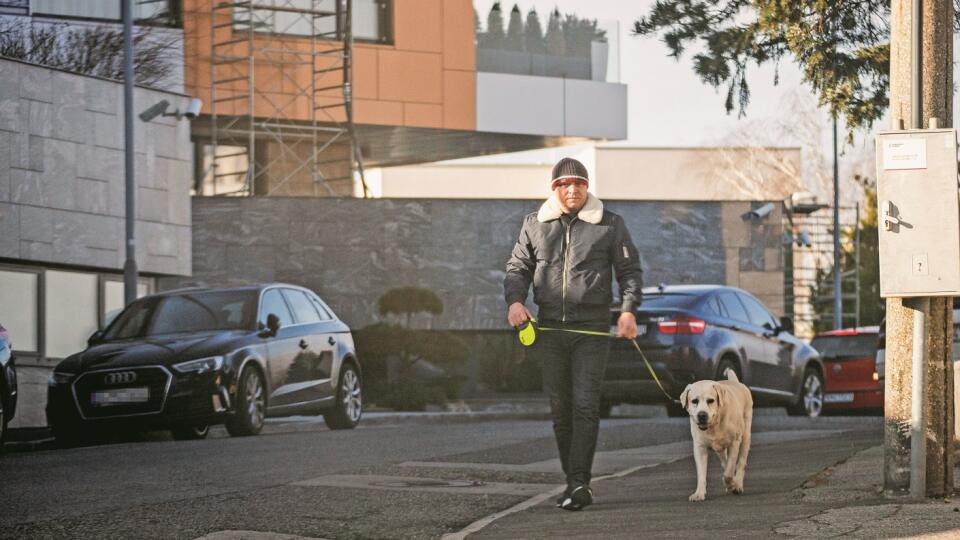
[104,371,137,385]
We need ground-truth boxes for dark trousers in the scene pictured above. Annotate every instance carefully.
[532,321,610,488]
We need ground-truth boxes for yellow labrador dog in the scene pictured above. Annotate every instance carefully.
[680,370,753,501]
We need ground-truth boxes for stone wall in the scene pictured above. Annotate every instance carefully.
[169,197,785,329]
[0,58,192,276]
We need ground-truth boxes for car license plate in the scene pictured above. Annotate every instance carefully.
[824,392,854,403]
[91,387,150,406]
[610,324,647,336]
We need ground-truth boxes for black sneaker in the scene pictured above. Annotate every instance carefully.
[559,486,593,511]
[555,486,572,507]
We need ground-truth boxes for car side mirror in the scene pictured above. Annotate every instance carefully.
[87,330,105,347]
[266,313,281,336]
[779,316,794,335]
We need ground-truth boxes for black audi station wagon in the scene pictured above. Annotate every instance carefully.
[47,284,362,443]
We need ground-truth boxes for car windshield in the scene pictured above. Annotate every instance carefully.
[103,290,258,340]
[811,335,877,359]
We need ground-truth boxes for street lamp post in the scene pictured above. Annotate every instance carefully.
[123,0,137,306]
[832,114,842,330]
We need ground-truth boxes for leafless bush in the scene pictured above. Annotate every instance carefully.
[0,18,179,86]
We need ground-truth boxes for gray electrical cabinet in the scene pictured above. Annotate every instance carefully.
[876,128,960,297]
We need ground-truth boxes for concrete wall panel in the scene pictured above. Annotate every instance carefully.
[0,59,191,276]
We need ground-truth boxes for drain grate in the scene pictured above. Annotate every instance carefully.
[371,479,485,489]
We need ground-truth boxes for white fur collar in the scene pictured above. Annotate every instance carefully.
[537,192,604,224]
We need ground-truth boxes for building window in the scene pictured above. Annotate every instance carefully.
[44,270,98,359]
[30,0,181,26]
[236,0,391,44]
[0,269,39,353]
[0,265,155,359]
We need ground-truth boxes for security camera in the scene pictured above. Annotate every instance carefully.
[796,230,812,247]
[743,202,775,220]
[181,97,202,119]
[138,99,170,122]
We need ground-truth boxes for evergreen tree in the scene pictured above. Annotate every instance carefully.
[632,1,938,129]
[485,2,506,50]
[561,14,605,59]
[524,7,545,54]
[545,8,564,56]
[505,4,524,51]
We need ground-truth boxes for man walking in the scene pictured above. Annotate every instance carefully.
[504,157,643,511]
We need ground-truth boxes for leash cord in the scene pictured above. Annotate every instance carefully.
[528,317,676,403]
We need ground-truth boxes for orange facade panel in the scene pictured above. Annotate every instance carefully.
[442,0,475,71]
[443,70,475,130]
[378,50,442,104]
[354,99,403,125]
[353,46,379,100]
[404,103,443,128]
[393,0,442,52]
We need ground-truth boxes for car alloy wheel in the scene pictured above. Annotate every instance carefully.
[226,367,265,437]
[323,364,362,430]
[342,368,362,423]
[245,370,265,430]
[801,371,824,417]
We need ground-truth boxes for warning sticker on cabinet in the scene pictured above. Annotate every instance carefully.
[883,139,927,170]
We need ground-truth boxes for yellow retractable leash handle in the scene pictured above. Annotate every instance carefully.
[516,316,676,403]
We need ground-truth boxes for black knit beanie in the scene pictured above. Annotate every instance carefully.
[550,157,589,189]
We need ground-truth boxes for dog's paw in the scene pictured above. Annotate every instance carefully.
[723,475,735,489]
[730,484,743,495]
[688,491,706,502]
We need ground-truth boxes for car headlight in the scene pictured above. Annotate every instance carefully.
[48,371,74,386]
[173,356,224,374]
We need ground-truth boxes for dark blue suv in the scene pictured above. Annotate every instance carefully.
[602,285,823,417]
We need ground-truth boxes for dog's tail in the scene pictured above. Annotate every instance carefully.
[726,369,739,382]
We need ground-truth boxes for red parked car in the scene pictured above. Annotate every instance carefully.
[810,326,882,413]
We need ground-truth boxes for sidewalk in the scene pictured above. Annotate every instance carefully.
[463,429,960,539]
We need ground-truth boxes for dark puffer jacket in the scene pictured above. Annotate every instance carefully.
[504,194,643,324]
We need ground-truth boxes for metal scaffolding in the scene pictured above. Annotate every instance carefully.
[206,0,367,197]
[784,203,861,339]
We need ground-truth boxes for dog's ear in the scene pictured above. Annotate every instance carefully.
[680,384,691,408]
[714,384,722,409]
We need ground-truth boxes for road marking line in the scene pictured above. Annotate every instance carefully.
[439,458,685,540]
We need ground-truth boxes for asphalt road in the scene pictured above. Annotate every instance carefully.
[0,413,881,539]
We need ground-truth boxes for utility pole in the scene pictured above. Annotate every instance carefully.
[884,0,955,498]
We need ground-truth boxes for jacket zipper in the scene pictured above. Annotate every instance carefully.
[561,218,574,322]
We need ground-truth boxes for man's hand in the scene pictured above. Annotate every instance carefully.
[617,311,637,339]
[507,302,533,327]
